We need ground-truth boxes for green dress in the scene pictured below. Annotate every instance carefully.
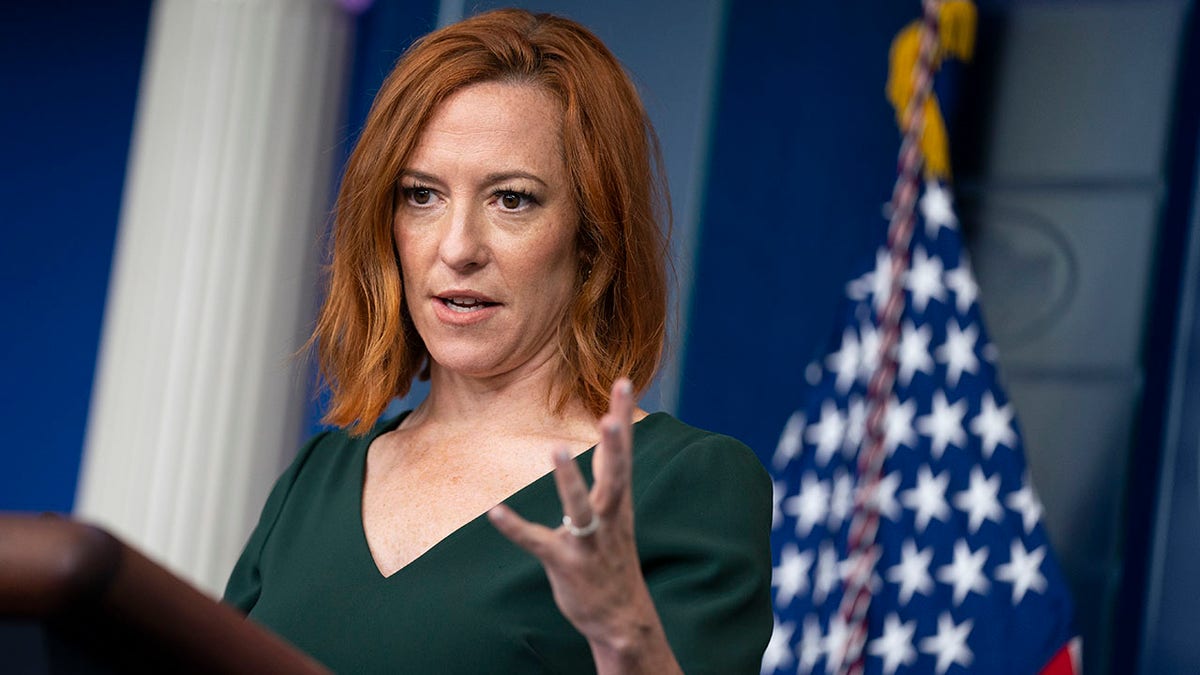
[224,412,773,674]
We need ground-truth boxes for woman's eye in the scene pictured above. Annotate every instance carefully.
[497,190,533,211]
[408,188,433,205]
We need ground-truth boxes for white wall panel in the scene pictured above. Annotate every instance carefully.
[76,0,353,595]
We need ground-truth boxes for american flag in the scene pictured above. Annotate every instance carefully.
[762,180,1080,675]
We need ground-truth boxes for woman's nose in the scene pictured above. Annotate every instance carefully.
[437,203,489,271]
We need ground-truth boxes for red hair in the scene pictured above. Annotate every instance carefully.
[312,9,669,433]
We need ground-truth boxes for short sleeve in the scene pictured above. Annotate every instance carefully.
[222,431,329,612]
[634,434,774,675]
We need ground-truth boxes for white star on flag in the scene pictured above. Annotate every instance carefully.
[858,324,880,384]
[772,543,814,608]
[1006,479,1044,534]
[761,618,794,674]
[798,616,824,673]
[838,548,883,595]
[886,539,935,605]
[782,474,830,537]
[919,179,958,236]
[905,245,947,312]
[844,395,866,457]
[868,613,918,675]
[884,396,918,455]
[944,258,978,314]
[954,466,1004,533]
[995,540,1048,603]
[916,389,968,459]
[822,615,852,675]
[847,272,871,301]
[812,542,840,605]
[827,470,855,530]
[897,320,935,386]
[900,464,952,533]
[936,319,980,387]
[826,328,860,394]
[919,612,974,675]
[937,540,990,605]
[970,391,1017,459]
[865,470,904,522]
[773,411,804,469]
[806,401,846,467]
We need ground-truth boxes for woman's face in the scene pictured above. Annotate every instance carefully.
[394,81,579,382]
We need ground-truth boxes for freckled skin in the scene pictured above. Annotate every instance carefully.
[393,81,579,385]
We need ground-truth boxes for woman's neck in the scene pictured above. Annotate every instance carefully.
[405,350,595,440]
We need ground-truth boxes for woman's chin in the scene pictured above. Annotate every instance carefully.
[427,349,510,379]
[427,345,554,383]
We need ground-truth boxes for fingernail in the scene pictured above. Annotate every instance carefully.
[488,506,505,521]
[620,380,633,395]
[555,449,571,464]
[607,421,621,435]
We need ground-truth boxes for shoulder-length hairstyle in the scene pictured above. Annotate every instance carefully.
[313,8,669,434]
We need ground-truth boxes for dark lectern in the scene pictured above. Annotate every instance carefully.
[0,514,329,674]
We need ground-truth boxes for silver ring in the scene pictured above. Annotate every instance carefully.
[562,514,601,537]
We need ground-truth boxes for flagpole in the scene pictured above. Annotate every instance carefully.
[838,1,942,672]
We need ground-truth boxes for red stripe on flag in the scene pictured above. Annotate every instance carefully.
[1040,637,1083,675]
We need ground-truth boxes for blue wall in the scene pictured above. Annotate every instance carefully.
[677,2,915,458]
[0,1,151,512]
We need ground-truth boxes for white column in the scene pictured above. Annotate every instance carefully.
[77,0,354,596]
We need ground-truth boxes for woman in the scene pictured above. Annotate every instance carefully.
[225,9,772,674]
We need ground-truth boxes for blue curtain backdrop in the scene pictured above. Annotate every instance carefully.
[0,1,152,512]
[677,2,917,463]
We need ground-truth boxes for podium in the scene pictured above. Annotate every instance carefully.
[0,514,329,674]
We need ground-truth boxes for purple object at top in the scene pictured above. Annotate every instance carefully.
[337,0,373,14]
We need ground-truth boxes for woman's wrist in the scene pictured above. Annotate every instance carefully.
[586,588,683,675]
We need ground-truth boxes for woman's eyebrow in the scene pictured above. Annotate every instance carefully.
[397,169,446,187]
[483,170,548,188]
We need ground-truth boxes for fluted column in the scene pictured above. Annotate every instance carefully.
[77,0,354,595]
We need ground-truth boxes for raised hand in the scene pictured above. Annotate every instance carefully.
[487,379,682,674]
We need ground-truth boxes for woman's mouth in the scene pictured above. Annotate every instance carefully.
[439,296,498,313]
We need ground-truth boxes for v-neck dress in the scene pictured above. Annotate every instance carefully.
[223,412,772,674]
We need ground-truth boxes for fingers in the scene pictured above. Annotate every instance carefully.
[592,378,634,515]
[611,379,634,461]
[488,505,555,557]
[610,378,634,429]
[495,377,636,552]
[487,379,651,647]
[597,417,629,512]
[553,448,596,533]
